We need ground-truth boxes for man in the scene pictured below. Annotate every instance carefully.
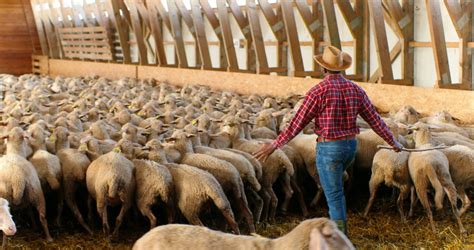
[254,46,403,234]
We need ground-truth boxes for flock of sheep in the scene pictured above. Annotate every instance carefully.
[0,73,472,249]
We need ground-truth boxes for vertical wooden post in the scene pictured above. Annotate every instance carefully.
[167,0,188,68]
[191,0,212,70]
[247,0,269,74]
[109,0,131,63]
[322,0,341,49]
[216,0,239,72]
[227,0,255,72]
[425,0,451,86]
[124,0,148,65]
[368,0,394,81]
[199,0,227,69]
[281,0,304,75]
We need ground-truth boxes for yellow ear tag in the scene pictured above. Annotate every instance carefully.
[49,135,56,142]
[113,147,122,153]
[78,144,88,151]
[192,119,197,125]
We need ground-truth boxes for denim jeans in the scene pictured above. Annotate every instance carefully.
[316,139,357,223]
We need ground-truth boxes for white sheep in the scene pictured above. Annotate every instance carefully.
[0,198,16,249]
[86,148,136,239]
[440,145,474,216]
[408,123,465,233]
[0,127,52,242]
[133,159,174,228]
[133,217,354,250]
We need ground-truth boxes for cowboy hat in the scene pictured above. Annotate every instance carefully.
[313,46,352,71]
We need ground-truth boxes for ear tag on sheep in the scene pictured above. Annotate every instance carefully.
[192,119,197,125]
[113,147,122,153]
[78,144,88,151]
[49,135,56,142]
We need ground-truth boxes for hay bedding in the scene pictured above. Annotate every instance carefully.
[5,196,473,249]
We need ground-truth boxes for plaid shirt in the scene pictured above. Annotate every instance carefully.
[272,74,396,148]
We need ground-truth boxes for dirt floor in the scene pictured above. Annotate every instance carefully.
[5,196,473,249]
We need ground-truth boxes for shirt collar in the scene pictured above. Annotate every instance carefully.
[324,74,344,81]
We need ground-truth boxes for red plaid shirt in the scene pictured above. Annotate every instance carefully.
[272,74,396,148]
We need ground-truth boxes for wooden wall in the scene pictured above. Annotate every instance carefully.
[0,0,40,75]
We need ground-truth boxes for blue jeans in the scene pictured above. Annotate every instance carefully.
[316,139,357,223]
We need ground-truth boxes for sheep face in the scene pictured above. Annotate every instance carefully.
[0,199,16,236]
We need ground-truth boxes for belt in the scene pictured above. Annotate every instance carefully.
[317,135,356,142]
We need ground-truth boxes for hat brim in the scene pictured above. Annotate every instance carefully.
[313,54,352,71]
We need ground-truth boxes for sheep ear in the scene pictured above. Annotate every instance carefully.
[0,133,8,140]
[309,228,328,250]
[186,133,196,138]
[427,124,441,130]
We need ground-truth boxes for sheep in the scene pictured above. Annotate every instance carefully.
[363,148,411,221]
[391,105,420,125]
[140,140,239,233]
[0,127,52,242]
[168,129,254,233]
[421,111,469,137]
[132,159,174,229]
[408,123,465,233]
[431,131,474,149]
[132,217,354,250]
[28,123,63,224]
[218,117,294,222]
[86,148,136,239]
[440,145,474,216]
[53,126,92,234]
[0,198,16,249]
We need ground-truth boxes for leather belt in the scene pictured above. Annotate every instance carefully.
[317,135,356,142]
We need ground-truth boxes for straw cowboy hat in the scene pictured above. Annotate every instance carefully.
[313,46,352,71]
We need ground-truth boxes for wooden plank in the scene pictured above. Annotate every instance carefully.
[37,0,61,58]
[322,0,341,49]
[401,0,414,84]
[369,41,402,82]
[167,0,188,68]
[175,0,201,67]
[226,0,255,71]
[28,0,49,55]
[295,0,324,71]
[124,0,148,64]
[109,0,131,63]
[247,0,269,74]
[281,0,304,74]
[336,0,360,37]
[148,0,171,32]
[143,0,167,65]
[191,0,212,70]
[258,0,285,41]
[425,0,451,85]
[444,0,464,38]
[216,0,239,71]
[368,0,394,81]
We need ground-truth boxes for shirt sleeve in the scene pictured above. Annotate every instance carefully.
[358,90,397,147]
[272,87,321,149]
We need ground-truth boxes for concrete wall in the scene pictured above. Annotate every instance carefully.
[130,0,468,89]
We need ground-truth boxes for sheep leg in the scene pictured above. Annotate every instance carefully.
[310,174,323,208]
[96,199,110,235]
[183,211,205,227]
[268,188,278,222]
[409,187,417,217]
[87,196,94,226]
[35,198,53,242]
[432,179,445,211]
[290,177,309,217]
[258,188,271,222]
[111,203,128,239]
[65,183,93,235]
[55,189,64,227]
[221,208,240,235]
[238,196,255,233]
[2,233,6,249]
[28,208,38,230]
[397,186,411,223]
[363,173,383,217]
[279,173,294,215]
[416,188,436,232]
[166,200,175,224]
[459,189,471,217]
[246,187,263,223]
[443,186,467,235]
[139,204,157,229]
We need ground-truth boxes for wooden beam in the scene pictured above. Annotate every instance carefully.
[336,0,360,38]
[425,0,451,85]
[247,0,269,74]
[149,0,171,32]
[355,0,369,81]
[109,0,131,63]
[216,0,239,71]
[281,0,304,75]
[295,0,324,71]
[401,0,414,84]
[167,0,188,68]
[258,0,285,41]
[369,41,402,83]
[37,0,61,58]
[31,0,50,55]
[124,0,148,64]
[175,0,201,67]
[199,0,227,69]
[58,0,75,28]
[191,0,212,70]
[139,0,166,65]
[322,0,341,49]
[368,0,394,81]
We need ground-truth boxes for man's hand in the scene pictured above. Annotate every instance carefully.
[392,141,403,153]
[253,143,276,162]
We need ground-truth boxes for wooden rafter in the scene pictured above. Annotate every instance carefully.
[227,0,255,71]
[109,0,131,63]
[247,0,269,74]
[281,0,304,75]
[175,0,202,68]
[199,0,227,69]
[191,0,212,70]
[295,0,324,71]
[167,0,188,68]
[143,0,167,65]
[425,0,451,86]
[216,0,239,72]
[124,0,148,65]
[369,41,402,83]
[37,0,61,58]
[368,0,394,81]
[30,0,50,55]
[322,0,341,49]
